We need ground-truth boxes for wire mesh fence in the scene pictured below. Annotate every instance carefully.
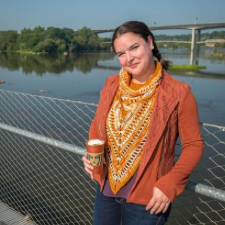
[167,123,225,225]
[0,89,224,225]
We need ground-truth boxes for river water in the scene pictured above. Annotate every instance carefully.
[0,50,224,126]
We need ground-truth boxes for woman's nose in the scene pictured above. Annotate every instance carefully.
[126,52,134,63]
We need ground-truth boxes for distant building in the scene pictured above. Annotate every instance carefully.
[205,39,225,47]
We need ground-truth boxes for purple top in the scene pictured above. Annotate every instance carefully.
[102,170,138,198]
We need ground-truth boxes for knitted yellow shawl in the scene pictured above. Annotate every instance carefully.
[106,62,162,194]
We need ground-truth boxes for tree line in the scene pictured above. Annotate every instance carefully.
[0,26,109,53]
[0,26,225,53]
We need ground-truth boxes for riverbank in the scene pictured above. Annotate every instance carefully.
[209,52,225,57]
[0,50,45,55]
[15,50,44,55]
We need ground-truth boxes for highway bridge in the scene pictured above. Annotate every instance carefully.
[93,22,225,33]
[92,22,225,65]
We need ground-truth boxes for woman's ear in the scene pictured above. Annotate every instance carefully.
[148,36,154,50]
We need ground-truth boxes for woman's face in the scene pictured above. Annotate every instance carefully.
[114,32,155,82]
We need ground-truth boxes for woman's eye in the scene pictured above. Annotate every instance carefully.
[132,45,138,50]
[117,53,124,57]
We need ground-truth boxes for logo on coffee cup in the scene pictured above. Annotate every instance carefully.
[87,153,103,166]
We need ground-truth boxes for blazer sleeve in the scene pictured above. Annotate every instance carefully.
[154,87,204,202]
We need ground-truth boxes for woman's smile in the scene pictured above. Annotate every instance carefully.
[129,62,139,68]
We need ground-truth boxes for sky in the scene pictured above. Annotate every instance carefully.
[0,0,225,35]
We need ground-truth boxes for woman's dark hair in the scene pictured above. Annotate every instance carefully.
[112,21,170,70]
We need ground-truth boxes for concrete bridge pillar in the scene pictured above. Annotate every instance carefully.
[190,29,201,65]
[190,28,196,65]
[195,30,201,65]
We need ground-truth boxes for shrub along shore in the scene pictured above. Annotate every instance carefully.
[168,65,206,72]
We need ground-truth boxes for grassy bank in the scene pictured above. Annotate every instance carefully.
[168,65,206,72]
[15,50,45,54]
[0,50,45,54]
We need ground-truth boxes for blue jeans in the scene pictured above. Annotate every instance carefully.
[93,185,171,225]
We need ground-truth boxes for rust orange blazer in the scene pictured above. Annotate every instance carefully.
[89,70,204,205]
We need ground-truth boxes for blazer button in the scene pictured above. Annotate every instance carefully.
[162,96,166,101]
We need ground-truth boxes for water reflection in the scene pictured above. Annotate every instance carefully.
[0,52,115,75]
[0,51,225,76]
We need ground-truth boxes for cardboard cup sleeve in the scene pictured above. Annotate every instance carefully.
[86,139,105,174]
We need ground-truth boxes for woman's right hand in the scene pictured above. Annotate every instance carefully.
[82,155,94,179]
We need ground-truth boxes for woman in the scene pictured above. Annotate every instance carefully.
[82,21,204,225]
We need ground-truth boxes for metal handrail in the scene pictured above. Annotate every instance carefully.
[0,122,224,203]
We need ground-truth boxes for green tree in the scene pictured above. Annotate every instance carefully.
[33,39,57,52]
[57,40,67,52]
[74,27,102,50]
[0,30,18,51]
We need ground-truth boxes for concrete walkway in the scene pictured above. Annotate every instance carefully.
[0,201,36,225]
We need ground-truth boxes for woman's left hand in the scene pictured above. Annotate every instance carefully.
[146,187,170,214]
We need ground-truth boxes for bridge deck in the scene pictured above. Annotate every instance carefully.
[93,22,225,33]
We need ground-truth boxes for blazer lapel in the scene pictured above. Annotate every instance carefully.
[99,79,119,144]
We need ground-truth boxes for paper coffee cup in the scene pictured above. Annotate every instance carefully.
[86,139,105,174]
